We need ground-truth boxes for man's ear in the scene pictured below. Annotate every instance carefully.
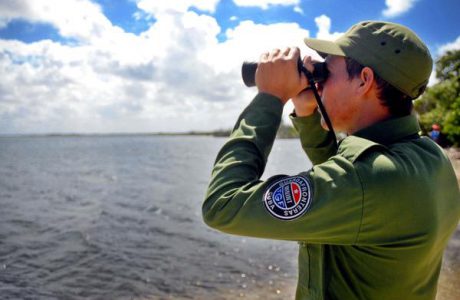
[357,67,375,95]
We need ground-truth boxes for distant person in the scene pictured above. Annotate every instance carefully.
[430,123,441,144]
[203,21,460,299]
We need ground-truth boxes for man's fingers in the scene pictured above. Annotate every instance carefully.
[286,47,300,60]
[282,47,291,56]
[262,47,300,62]
[256,47,307,102]
[260,52,269,62]
[302,56,314,73]
[267,48,281,60]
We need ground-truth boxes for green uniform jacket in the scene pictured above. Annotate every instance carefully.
[202,93,460,299]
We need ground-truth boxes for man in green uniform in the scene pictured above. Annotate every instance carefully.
[202,21,460,299]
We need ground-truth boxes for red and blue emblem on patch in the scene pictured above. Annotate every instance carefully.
[263,176,312,220]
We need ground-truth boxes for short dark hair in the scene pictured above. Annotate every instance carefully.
[344,57,413,117]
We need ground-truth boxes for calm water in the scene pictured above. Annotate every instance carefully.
[0,135,312,300]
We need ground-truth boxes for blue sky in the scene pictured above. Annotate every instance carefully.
[0,0,459,134]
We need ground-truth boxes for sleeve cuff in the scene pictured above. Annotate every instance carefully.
[289,110,323,132]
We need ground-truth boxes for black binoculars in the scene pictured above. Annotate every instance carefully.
[241,58,328,87]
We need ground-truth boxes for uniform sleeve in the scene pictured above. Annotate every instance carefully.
[290,111,337,165]
[202,93,363,244]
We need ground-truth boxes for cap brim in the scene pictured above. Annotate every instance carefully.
[304,38,346,58]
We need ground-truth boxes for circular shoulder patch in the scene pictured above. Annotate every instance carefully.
[263,176,312,220]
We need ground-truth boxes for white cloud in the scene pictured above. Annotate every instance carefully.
[382,0,417,18]
[233,0,300,10]
[0,0,30,29]
[427,35,460,86]
[437,36,460,55]
[0,8,232,133]
[0,0,328,134]
[427,69,438,87]
[314,15,342,40]
[294,6,304,15]
[0,0,118,43]
[208,20,312,70]
[136,0,220,15]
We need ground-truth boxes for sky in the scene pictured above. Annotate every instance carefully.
[0,0,459,134]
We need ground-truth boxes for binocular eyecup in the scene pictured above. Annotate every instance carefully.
[241,59,328,87]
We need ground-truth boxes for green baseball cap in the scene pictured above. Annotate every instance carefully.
[304,21,433,99]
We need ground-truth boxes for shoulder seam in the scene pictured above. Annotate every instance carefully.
[338,136,387,163]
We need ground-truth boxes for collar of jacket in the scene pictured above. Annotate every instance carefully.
[352,114,421,145]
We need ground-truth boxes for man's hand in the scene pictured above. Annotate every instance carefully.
[292,56,319,117]
[255,47,308,104]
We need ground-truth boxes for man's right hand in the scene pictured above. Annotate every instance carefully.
[291,56,319,117]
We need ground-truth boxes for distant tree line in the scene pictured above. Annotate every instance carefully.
[415,49,460,147]
[277,123,299,139]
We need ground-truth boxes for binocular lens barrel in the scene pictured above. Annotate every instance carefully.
[241,62,259,87]
[241,60,328,87]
